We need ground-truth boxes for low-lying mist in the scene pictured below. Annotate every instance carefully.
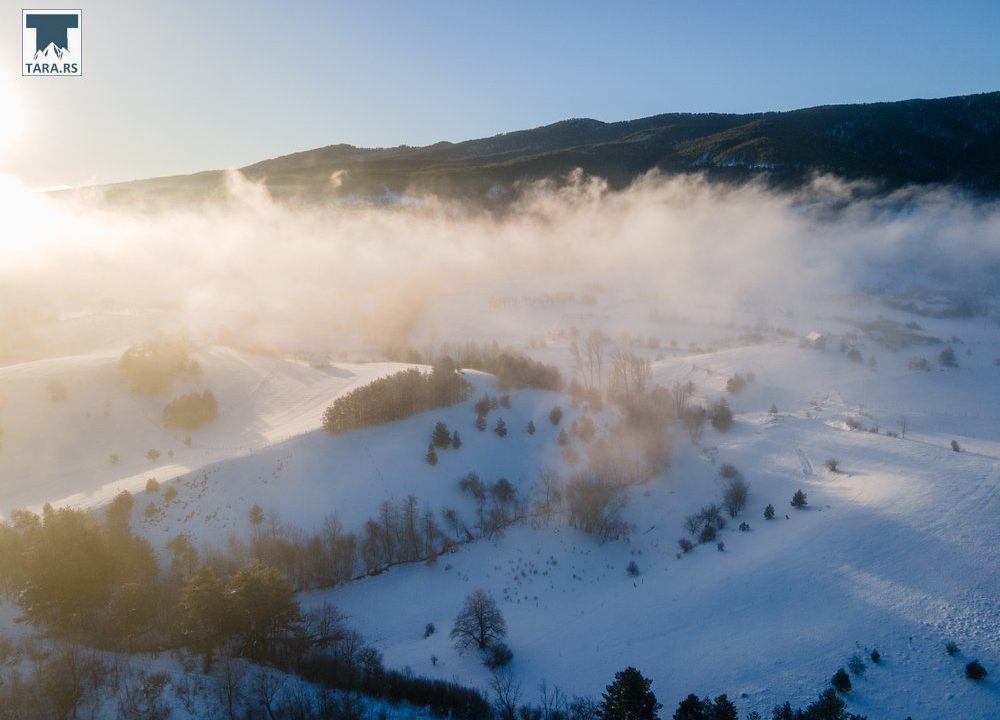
[1,170,999,362]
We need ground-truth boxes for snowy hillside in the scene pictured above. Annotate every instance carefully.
[1,295,998,719]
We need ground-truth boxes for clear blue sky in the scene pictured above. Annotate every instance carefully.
[2,0,999,187]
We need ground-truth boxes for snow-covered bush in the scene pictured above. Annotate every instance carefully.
[831,668,851,693]
[965,660,988,680]
[485,641,514,669]
[791,490,808,509]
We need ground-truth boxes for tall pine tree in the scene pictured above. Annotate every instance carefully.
[598,667,661,720]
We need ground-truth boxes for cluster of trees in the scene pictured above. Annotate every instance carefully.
[428,420,462,464]
[0,498,493,720]
[458,473,525,540]
[429,342,563,391]
[0,498,157,644]
[680,503,728,550]
[162,389,218,429]
[719,464,750,517]
[565,473,631,540]
[239,513,359,590]
[322,360,472,434]
[584,666,870,720]
[680,397,734,439]
[473,392,514,437]
[360,496,447,569]
[676,464,753,553]
[119,337,202,396]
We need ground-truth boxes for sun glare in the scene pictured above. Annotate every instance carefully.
[0,80,25,158]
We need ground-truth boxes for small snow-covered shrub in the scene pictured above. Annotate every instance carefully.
[678,538,694,554]
[831,668,851,693]
[626,560,640,577]
[946,641,959,656]
[870,649,881,664]
[939,347,958,368]
[791,490,807,509]
[764,503,775,520]
[719,463,741,480]
[549,406,563,425]
[951,440,961,452]
[825,458,839,472]
[145,478,160,493]
[424,623,435,638]
[965,660,987,680]
[698,524,717,544]
[847,654,865,676]
[726,374,748,394]
[485,642,513,669]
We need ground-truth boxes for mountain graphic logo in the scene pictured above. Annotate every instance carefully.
[22,9,82,76]
[25,14,78,59]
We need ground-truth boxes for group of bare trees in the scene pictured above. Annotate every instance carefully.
[361,496,445,569]
[457,473,525,541]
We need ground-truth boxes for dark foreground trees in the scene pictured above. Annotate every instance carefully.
[600,666,661,720]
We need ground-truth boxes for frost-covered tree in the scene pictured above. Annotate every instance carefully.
[791,490,807,509]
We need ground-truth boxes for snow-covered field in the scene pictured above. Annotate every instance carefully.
[1,293,998,718]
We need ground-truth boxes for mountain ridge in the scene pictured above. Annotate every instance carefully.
[97,91,1000,204]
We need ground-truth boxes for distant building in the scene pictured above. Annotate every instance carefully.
[801,331,827,350]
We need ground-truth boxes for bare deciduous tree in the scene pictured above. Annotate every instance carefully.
[451,589,507,650]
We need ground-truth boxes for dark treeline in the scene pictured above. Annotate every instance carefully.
[322,360,472,434]
[426,341,563,391]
